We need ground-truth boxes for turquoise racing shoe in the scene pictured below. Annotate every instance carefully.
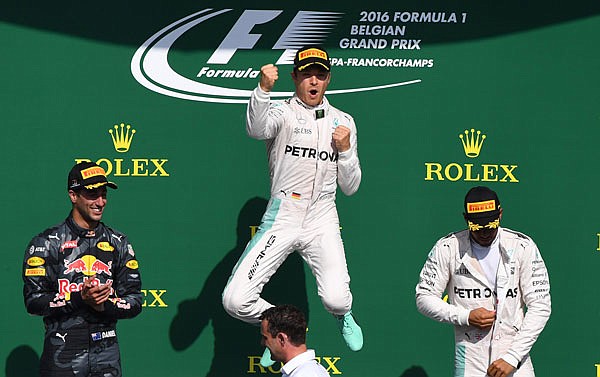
[260,347,275,367]
[336,311,363,351]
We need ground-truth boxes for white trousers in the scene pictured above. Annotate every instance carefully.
[222,197,353,323]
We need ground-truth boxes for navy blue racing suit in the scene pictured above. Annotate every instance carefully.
[23,215,142,377]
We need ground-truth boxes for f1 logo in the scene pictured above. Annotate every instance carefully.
[207,10,342,65]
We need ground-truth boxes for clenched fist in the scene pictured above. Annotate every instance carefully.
[259,64,278,92]
[332,125,351,152]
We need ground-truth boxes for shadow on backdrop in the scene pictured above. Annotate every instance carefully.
[169,197,309,377]
[6,345,39,377]
[400,365,429,377]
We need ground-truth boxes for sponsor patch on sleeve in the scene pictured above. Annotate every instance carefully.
[27,257,45,266]
[25,268,46,276]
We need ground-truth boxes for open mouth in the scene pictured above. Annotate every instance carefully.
[309,89,318,96]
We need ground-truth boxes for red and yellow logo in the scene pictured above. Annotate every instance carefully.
[126,260,139,269]
[81,166,106,179]
[97,242,114,252]
[299,48,327,61]
[64,255,112,276]
[25,268,46,276]
[467,200,496,214]
[27,257,45,266]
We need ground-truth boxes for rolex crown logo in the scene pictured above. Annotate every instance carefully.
[109,123,136,153]
[459,129,486,158]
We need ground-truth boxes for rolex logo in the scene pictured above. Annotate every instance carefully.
[459,129,486,158]
[423,129,518,183]
[109,123,136,153]
[74,123,169,177]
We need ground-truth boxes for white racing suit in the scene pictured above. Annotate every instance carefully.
[415,228,551,377]
[222,86,361,323]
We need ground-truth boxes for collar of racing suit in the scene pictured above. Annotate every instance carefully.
[66,214,104,238]
[292,95,330,119]
[458,227,513,261]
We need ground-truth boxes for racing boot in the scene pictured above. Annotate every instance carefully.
[336,310,363,351]
[260,347,275,367]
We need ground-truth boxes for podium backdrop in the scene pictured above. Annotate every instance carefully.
[3,1,600,376]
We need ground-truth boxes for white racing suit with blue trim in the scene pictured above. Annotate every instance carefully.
[415,228,551,377]
[222,86,361,323]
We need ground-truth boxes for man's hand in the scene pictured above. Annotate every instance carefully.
[487,358,515,377]
[259,64,278,92]
[81,275,113,312]
[332,125,351,152]
[468,307,496,329]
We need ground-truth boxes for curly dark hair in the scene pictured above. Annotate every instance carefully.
[260,305,307,346]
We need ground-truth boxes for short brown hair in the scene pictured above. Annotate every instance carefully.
[260,305,307,346]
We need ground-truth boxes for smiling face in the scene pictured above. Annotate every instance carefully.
[291,66,330,107]
[69,186,108,229]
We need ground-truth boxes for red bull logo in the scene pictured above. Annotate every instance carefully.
[64,258,87,274]
[64,255,112,276]
[92,259,112,275]
[58,277,114,295]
